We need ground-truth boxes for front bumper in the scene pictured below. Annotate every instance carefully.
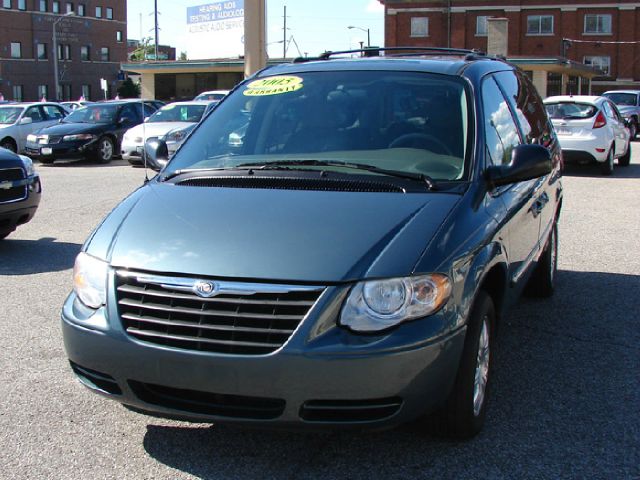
[121,140,144,164]
[25,139,98,160]
[0,174,41,234]
[62,284,466,429]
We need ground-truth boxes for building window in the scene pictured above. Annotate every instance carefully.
[2,0,11,9]
[12,85,23,101]
[17,0,25,10]
[527,15,553,35]
[584,55,611,75]
[57,43,62,59]
[10,42,21,58]
[77,3,84,15]
[39,0,47,12]
[64,44,71,60]
[37,43,47,60]
[410,17,429,37]
[95,5,101,17]
[38,85,48,100]
[106,6,112,19]
[81,84,91,100]
[65,2,72,13]
[80,45,90,60]
[52,0,59,13]
[476,16,488,36]
[116,30,123,42]
[100,47,109,61]
[584,14,612,34]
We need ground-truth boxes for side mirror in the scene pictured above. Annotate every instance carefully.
[486,144,552,188]
[19,117,33,125]
[143,138,169,171]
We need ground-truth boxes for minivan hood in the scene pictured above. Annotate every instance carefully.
[87,182,461,283]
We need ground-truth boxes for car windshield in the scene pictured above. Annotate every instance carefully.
[602,92,637,106]
[148,104,206,123]
[545,102,597,119]
[0,106,24,125]
[64,104,119,124]
[166,71,471,182]
[195,93,225,101]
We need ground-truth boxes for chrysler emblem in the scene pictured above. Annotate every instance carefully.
[193,280,219,298]
[0,181,12,190]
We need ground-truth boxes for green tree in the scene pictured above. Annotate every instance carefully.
[117,78,141,98]
[130,37,154,61]
[179,51,188,61]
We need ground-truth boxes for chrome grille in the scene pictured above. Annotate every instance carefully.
[0,168,27,203]
[116,271,324,355]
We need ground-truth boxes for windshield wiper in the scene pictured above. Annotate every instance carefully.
[236,160,437,189]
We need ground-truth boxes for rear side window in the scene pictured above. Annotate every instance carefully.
[493,70,554,146]
[42,104,66,120]
[482,76,521,166]
[544,102,597,119]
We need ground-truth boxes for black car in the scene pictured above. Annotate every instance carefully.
[63,48,563,439]
[0,148,41,239]
[25,100,157,164]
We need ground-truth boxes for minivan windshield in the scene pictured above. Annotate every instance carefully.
[602,92,637,106]
[165,71,471,182]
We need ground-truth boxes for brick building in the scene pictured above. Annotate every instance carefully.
[380,0,640,94]
[0,0,127,102]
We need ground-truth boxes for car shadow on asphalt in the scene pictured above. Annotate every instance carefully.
[562,162,640,179]
[139,269,640,478]
[0,237,80,275]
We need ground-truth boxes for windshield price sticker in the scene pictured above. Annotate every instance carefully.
[243,76,303,96]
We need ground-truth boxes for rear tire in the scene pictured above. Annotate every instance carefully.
[629,120,637,140]
[618,142,631,167]
[600,147,614,175]
[525,221,558,298]
[425,291,495,439]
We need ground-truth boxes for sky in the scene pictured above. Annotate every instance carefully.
[126,0,385,59]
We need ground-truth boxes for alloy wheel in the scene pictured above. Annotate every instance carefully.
[473,315,490,417]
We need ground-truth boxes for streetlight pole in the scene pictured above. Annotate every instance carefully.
[53,11,74,101]
[348,25,370,48]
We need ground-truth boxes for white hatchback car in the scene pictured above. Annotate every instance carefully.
[544,95,631,174]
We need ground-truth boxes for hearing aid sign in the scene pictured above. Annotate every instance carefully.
[186,1,244,59]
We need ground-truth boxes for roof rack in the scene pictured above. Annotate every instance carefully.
[294,47,487,63]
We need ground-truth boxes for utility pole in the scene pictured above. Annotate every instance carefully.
[283,5,288,59]
[154,0,159,60]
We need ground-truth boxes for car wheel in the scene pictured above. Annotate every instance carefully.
[0,139,17,153]
[618,142,631,167]
[95,137,114,164]
[425,290,495,439]
[629,120,638,140]
[525,221,558,298]
[600,147,614,175]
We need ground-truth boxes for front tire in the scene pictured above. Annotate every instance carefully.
[426,291,495,439]
[0,139,17,153]
[94,136,114,164]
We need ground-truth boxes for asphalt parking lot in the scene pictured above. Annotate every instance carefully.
[1,154,639,479]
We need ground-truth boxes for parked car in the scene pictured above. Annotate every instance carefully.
[193,90,229,102]
[0,102,68,154]
[544,95,631,174]
[25,100,157,164]
[61,101,94,111]
[121,101,215,165]
[601,90,640,139]
[62,48,562,439]
[0,148,41,239]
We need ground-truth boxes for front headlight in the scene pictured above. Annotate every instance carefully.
[339,274,452,332]
[73,252,109,309]
[63,133,95,142]
[164,128,188,143]
[26,134,37,143]
[18,155,36,176]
